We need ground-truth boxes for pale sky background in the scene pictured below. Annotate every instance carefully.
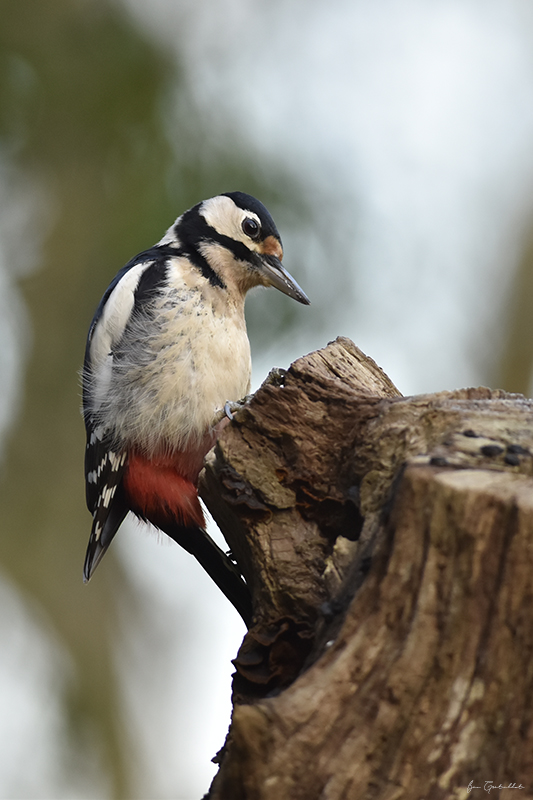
[124,0,533,395]
[3,0,533,797]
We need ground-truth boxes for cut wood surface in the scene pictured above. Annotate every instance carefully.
[199,337,533,800]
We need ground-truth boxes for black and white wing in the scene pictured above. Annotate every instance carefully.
[82,246,180,581]
[83,428,129,581]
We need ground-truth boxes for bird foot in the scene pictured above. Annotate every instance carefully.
[212,396,252,426]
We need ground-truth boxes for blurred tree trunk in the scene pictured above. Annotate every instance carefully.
[495,230,533,395]
[200,337,533,800]
[0,1,308,794]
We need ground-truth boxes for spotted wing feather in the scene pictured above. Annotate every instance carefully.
[83,423,129,582]
[82,246,183,581]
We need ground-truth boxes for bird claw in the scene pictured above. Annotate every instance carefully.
[212,396,251,426]
[213,373,284,426]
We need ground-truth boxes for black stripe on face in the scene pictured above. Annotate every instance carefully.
[175,208,227,289]
[176,205,279,284]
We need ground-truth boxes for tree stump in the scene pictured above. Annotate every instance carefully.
[199,337,533,800]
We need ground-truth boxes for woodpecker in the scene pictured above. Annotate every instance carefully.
[82,191,309,626]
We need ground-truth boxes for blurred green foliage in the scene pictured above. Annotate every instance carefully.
[0,0,305,796]
[1,0,532,796]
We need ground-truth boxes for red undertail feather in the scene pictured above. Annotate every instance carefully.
[123,444,213,530]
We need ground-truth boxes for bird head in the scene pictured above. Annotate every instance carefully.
[174,191,310,305]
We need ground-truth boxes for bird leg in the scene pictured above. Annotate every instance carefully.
[211,396,253,426]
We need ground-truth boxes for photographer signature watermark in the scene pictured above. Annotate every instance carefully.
[467,781,524,794]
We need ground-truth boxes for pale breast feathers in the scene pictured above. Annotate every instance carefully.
[84,252,251,454]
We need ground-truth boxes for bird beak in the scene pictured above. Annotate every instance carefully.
[258,255,310,305]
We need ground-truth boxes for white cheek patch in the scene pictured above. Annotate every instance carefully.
[89,261,152,367]
[200,196,261,251]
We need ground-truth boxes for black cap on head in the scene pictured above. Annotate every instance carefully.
[222,191,281,241]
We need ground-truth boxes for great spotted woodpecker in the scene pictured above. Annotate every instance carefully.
[82,192,309,626]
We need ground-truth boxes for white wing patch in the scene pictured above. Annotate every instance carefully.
[89,261,152,368]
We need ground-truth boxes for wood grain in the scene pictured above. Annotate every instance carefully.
[199,338,533,799]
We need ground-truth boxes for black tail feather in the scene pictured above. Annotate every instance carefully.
[83,499,129,583]
[161,522,253,627]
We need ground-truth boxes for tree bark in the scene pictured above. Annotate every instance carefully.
[199,337,533,800]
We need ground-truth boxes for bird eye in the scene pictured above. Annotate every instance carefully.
[242,217,260,239]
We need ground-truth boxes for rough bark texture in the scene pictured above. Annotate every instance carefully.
[199,337,533,800]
